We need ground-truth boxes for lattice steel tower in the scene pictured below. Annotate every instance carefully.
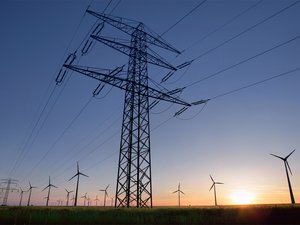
[56,10,203,208]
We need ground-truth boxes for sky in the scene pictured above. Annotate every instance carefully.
[0,0,299,207]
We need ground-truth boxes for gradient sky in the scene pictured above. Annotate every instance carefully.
[0,0,299,206]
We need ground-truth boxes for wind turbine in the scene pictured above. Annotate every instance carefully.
[27,182,37,206]
[94,195,100,206]
[42,176,58,206]
[19,188,26,206]
[65,189,74,206]
[110,197,114,207]
[99,185,109,207]
[209,175,223,206]
[71,194,75,205]
[172,183,184,207]
[270,149,296,204]
[69,162,89,206]
[87,195,91,206]
[81,193,88,206]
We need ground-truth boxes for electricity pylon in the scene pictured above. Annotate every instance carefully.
[0,178,18,206]
[57,10,206,208]
[42,176,58,206]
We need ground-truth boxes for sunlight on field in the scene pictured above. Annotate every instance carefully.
[230,190,255,204]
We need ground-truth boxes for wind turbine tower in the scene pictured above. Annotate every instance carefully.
[19,188,26,206]
[172,183,185,207]
[270,149,296,204]
[56,8,206,208]
[69,162,89,206]
[100,184,109,207]
[65,189,74,206]
[81,193,88,206]
[94,195,100,206]
[42,176,58,206]
[209,175,223,206]
[27,182,37,206]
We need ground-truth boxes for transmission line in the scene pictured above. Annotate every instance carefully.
[210,67,300,100]
[183,0,264,53]
[161,0,207,37]
[185,34,300,88]
[192,0,299,61]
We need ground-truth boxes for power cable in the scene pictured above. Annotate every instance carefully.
[20,97,93,183]
[183,0,264,53]
[210,67,300,100]
[192,0,299,61]
[185,34,300,88]
[160,0,207,37]
[9,1,91,177]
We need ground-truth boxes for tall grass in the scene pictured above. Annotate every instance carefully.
[0,204,299,225]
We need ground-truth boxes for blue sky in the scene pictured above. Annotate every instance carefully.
[0,0,299,206]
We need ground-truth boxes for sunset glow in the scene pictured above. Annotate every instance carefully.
[230,190,255,205]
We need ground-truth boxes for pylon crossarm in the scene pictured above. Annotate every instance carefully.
[86,10,180,54]
[65,64,191,106]
[91,35,177,70]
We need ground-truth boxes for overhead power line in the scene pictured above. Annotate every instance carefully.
[161,0,207,37]
[193,0,299,61]
[183,0,264,53]
[185,34,300,88]
[210,67,300,100]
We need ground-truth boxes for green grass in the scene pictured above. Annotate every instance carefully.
[0,204,299,225]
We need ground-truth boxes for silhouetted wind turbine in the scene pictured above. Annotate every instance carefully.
[209,175,223,206]
[81,193,88,206]
[71,194,75,205]
[19,188,26,206]
[65,189,74,206]
[110,197,114,207]
[94,195,99,206]
[172,183,184,207]
[27,182,37,206]
[42,176,58,206]
[69,162,89,206]
[100,185,109,207]
[270,149,296,204]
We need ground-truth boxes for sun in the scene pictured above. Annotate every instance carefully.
[230,190,255,205]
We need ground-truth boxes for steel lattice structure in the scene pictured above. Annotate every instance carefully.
[116,24,152,207]
[56,10,206,208]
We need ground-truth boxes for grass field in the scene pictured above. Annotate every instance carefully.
[0,204,299,225]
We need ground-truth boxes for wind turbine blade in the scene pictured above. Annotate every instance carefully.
[52,185,58,188]
[77,162,79,173]
[65,189,68,193]
[209,184,214,191]
[180,191,185,195]
[286,161,293,175]
[270,153,284,160]
[69,174,77,181]
[106,185,110,190]
[42,186,48,192]
[79,172,89,178]
[172,190,178,194]
[216,182,224,185]
[285,149,296,160]
[100,189,105,192]
[209,175,214,182]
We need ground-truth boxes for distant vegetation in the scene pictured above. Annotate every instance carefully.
[0,204,299,225]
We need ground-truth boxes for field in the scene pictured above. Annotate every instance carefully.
[0,204,299,225]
